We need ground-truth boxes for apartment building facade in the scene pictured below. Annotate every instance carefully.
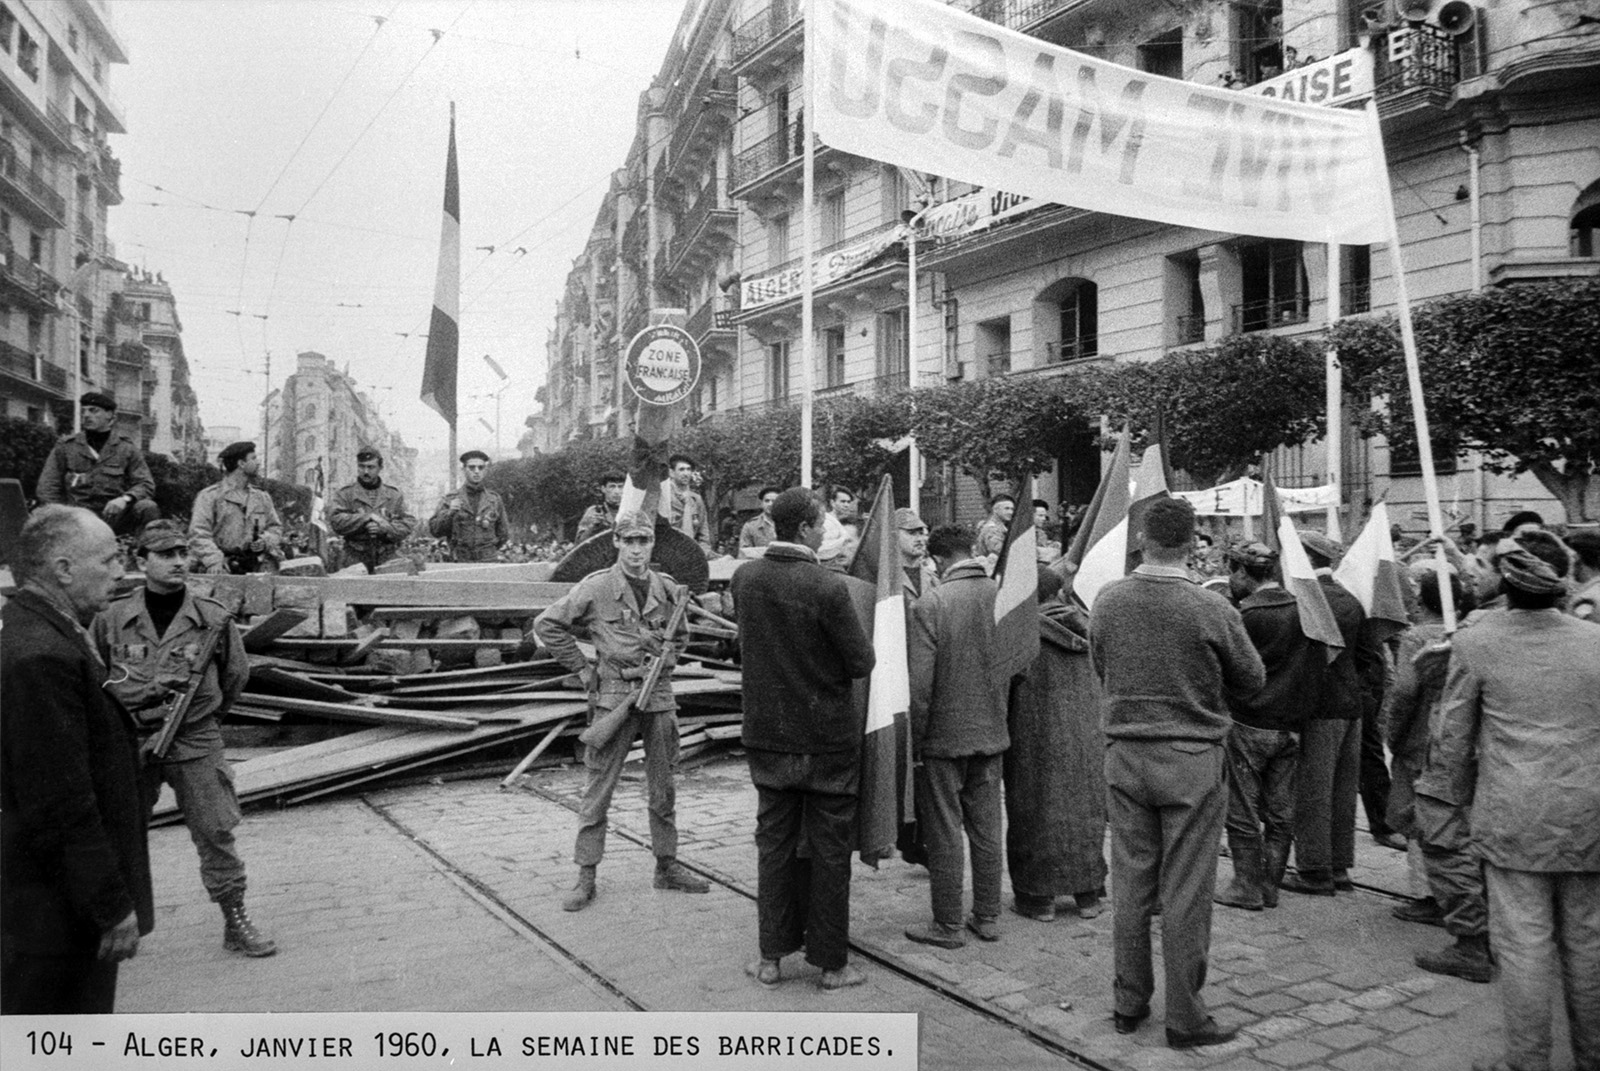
[540,0,1598,529]
[265,350,419,506]
[103,267,204,461]
[0,0,125,427]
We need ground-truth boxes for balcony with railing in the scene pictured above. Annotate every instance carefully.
[733,0,802,73]
[1044,337,1100,363]
[1232,296,1310,334]
[665,181,738,281]
[965,0,1080,33]
[1340,278,1371,315]
[0,337,69,397]
[1375,27,1460,120]
[0,141,68,225]
[0,239,61,312]
[686,294,737,345]
[666,68,736,182]
[619,210,648,273]
[731,113,808,195]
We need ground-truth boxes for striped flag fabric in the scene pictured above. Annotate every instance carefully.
[1262,464,1345,659]
[1333,500,1410,631]
[1064,431,1133,610]
[1124,430,1173,572]
[420,104,460,427]
[992,478,1040,684]
[856,475,911,865]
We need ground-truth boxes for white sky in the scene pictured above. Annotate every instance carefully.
[108,0,684,458]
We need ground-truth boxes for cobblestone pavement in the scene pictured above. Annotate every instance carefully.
[120,754,1579,1071]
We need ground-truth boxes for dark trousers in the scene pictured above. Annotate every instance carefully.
[916,753,1004,927]
[1106,738,1227,1034]
[575,709,679,866]
[1294,718,1361,872]
[1358,700,1394,837]
[1,946,118,1014]
[1224,723,1299,847]
[748,748,858,971]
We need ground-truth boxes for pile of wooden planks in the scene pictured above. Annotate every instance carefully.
[154,567,744,822]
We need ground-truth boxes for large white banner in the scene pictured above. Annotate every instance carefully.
[812,0,1390,245]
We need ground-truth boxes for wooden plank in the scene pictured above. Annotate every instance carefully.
[273,575,571,608]
[367,606,545,621]
[240,609,310,652]
[237,693,479,730]
[247,665,362,703]
[501,716,577,786]
[266,637,527,651]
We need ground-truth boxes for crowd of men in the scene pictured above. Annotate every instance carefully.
[7,403,1597,1071]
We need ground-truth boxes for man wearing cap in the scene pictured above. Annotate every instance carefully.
[1215,541,1322,911]
[36,393,159,535]
[661,454,712,557]
[738,487,780,553]
[188,442,283,575]
[91,520,277,958]
[533,512,708,911]
[576,472,626,542]
[1422,541,1600,1071]
[326,447,416,574]
[1283,530,1392,896]
[896,507,938,601]
[973,493,1015,565]
[428,451,510,562]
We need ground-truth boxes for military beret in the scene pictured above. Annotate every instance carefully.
[219,440,256,467]
[1297,529,1344,563]
[80,391,117,412]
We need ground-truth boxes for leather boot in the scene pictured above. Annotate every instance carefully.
[1280,867,1337,896]
[562,866,597,912]
[1261,837,1290,909]
[653,858,709,893]
[1214,834,1265,910]
[220,894,278,957]
[1415,933,1493,983]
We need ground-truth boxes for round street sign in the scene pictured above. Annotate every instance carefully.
[623,324,701,407]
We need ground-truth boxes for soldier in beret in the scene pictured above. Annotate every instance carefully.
[35,392,159,535]
[188,442,283,574]
[428,450,510,562]
[91,521,276,958]
[326,447,416,573]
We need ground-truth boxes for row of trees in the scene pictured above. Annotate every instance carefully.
[486,279,1597,531]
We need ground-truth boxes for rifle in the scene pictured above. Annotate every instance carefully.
[226,520,263,575]
[148,623,229,761]
[577,587,692,750]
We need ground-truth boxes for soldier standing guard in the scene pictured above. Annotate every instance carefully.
[427,450,510,562]
[188,441,283,574]
[533,512,710,911]
[91,521,277,957]
[576,472,626,542]
[35,392,160,536]
[326,447,416,573]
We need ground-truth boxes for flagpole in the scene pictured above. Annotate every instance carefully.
[1325,234,1342,541]
[906,206,919,515]
[799,0,817,489]
[1363,102,1455,630]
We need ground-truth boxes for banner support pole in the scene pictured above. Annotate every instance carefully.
[1363,102,1454,630]
[1325,236,1343,541]
[799,0,817,489]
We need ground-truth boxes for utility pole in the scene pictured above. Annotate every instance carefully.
[483,354,509,457]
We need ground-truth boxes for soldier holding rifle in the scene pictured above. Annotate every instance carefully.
[533,512,709,912]
[188,441,283,574]
[92,520,277,958]
[326,447,416,573]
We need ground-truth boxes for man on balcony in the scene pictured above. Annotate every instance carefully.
[35,393,159,536]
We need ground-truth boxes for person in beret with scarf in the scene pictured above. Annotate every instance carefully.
[36,393,159,535]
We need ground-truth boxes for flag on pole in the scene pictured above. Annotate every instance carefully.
[1262,463,1345,659]
[992,478,1040,684]
[855,476,912,864]
[1333,500,1410,632]
[1065,430,1133,610]
[1124,421,1174,572]
[420,104,460,427]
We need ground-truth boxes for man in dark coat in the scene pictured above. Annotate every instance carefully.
[1216,541,1323,911]
[1283,531,1388,895]
[731,488,876,991]
[1005,570,1106,922]
[2,505,154,1013]
[905,524,1011,948]
[35,392,159,535]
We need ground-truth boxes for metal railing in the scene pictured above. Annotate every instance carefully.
[44,102,76,147]
[732,119,808,190]
[0,239,62,308]
[1376,27,1460,98]
[1045,337,1099,363]
[0,338,67,392]
[686,296,735,340]
[669,183,735,270]
[0,141,68,222]
[985,351,1014,377]
[966,0,1076,31]
[733,0,801,66]
[667,69,736,170]
[1232,296,1310,333]
[1340,280,1371,315]
[1175,314,1206,344]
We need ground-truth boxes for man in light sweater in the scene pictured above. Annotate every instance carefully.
[1089,496,1265,1050]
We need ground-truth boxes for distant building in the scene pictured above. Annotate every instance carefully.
[103,268,204,460]
[0,0,128,427]
[264,350,418,504]
[202,424,240,467]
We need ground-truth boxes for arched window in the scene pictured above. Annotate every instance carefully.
[302,402,317,421]
[1570,179,1600,258]
[1034,278,1098,364]
[303,435,316,454]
